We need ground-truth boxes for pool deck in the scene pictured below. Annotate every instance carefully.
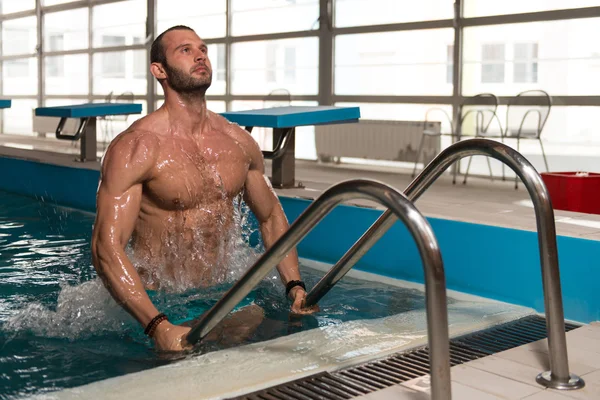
[358,322,600,400]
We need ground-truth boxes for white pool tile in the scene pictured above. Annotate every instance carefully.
[466,355,544,387]
[450,364,541,398]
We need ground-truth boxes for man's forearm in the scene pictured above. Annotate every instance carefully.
[259,208,302,286]
[93,245,160,327]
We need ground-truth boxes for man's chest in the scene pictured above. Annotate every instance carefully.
[144,137,250,210]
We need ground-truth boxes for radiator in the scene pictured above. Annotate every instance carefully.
[315,120,441,164]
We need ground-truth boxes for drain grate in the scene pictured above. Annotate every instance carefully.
[236,315,581,400]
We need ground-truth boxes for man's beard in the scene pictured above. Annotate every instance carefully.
[163,60,212,94]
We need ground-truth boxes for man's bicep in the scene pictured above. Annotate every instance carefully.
[94,182,143,248]
[243,170,279,224]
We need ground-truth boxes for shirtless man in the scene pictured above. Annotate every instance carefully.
[91,25,315,352]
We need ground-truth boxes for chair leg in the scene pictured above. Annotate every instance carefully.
[463,156,474,185]
[486,156,494,182]
[539,138,550,172]
[412,134,426,178]
[500,136,506,181]
[515,137,521,190]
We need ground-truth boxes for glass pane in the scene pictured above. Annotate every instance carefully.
[463,19,600,96]
[335,0,454,28]
[231,0,319,36]
[44,54,89,95]
[335,30,454,95]
[154,44,225,96]
[44,9,88,51]
[157,0,226,39]
[230,100,318,160]
[1,99,37,135]
[1,16,37,56]
[96,101,147,148]
[232,38,318,95]
[464,0,600,18]
[460,106,600,177]
[92,0,146,48]
[2,58,38,95]
[93,50,147,95]
[43,0,79,6]
[0,0,35,14]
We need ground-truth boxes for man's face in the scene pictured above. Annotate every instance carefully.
[160,30,213,93]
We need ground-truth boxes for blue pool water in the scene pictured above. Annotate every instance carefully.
[0,190,437,399]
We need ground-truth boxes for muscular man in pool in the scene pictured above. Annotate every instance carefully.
[91,25,316,352]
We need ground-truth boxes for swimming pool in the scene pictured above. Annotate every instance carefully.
[0,189,531,399]
[1,152,599,399]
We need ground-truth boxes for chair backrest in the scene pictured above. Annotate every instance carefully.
[115,91,134,103]
[263,88,291,108]
[505,89,551,139]
[459,93,500,135]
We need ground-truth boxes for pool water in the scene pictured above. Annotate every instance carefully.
[0,190,437,399]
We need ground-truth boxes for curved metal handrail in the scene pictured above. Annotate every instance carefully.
[186,179,452,400]
[305,139,584,391]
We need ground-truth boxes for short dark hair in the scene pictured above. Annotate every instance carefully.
[150,25,195,65]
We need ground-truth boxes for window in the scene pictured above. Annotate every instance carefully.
[0,0,35,14]
[2,99,38,136]
[335,29,454,96]
[514,43,538,83]
[4,59,29,78]
[92,0,146,48]
[335,0,454,28]
[101,36,126,78]
[231,0,319,36]
[157,0,226,39]
[216,45,226,81]
[1,17,37,56]
[232,38,318,95]
[481,44,505,83]
[446,45,453,84]
[464,0,600,18]
[284,47,296,82]
[464,18,600,96]
[266,43,277,83]
[2,58,37,95]
[46,34,64,77]
[133,38,147,79]
[45,54,89,95]
[44,9,88,51]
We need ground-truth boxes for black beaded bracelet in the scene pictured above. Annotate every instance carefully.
[285,280,306,297]
[144,313,168,337]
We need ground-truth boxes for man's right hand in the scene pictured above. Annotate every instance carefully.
[152,321,192,352]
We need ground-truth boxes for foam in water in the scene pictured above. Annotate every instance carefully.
[3,196,276,341]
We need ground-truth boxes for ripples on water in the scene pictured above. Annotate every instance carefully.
[0,191,430,399]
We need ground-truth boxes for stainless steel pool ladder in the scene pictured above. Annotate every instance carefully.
[304,138,584,391]
[186,179,453,400]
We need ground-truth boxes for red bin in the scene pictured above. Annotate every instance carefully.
[541,172,600,215]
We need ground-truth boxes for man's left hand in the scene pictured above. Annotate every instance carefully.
[289,287,320,315]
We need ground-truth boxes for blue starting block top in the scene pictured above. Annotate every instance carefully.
[35,102,142,118]
[0,99,12,109]
[221,106,360,128]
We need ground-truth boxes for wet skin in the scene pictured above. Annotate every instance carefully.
[91,28,317,352]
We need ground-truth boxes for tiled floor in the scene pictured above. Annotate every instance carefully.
[356,323,600,400]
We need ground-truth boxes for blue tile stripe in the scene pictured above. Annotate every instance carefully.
[0,99,12,109]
